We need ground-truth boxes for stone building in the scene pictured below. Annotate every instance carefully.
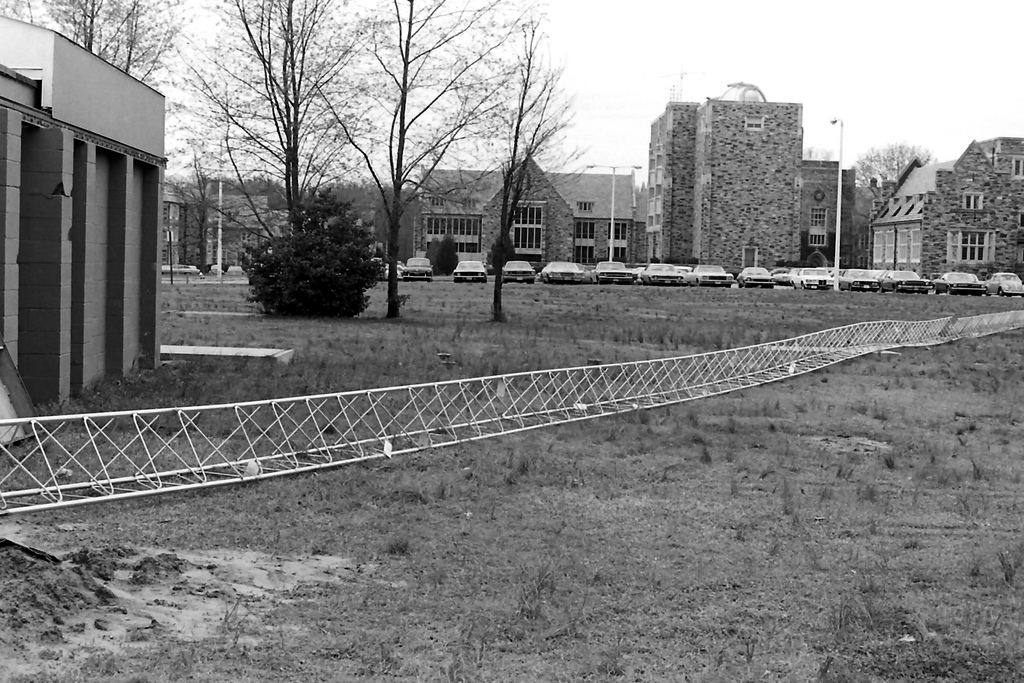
[0,17,164,402]
[647,83,855,269]
[871,138,1024,278]
[409,163,645,266]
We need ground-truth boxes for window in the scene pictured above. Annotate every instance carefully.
[429,196,445,207]
[574,221,595,240]
[896,230,909,263]
[573,245,595,263]
[612,246,627,261]
[809,233,826,246]
[947,230,994,263]
[910,228,922,263]
[613,222,628,241]
[962,193,983,210]
[577,201,594,212]
[745,116,765,130]
[810,207,827,228]
[1013,157,1024,179]
[513,204,544,251]
[1019,212,1024,228]
[873,230,886,265]
[423,214,481,253]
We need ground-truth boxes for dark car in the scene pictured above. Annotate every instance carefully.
[736,267,774,289]
[402,257,434,282]
[639,263,685,286]
[539,261,584,284]
[932,272,986,296]
[593,261,635,285]
[879,270,931,294]
[837,268,881,292]
[501,260,536,284]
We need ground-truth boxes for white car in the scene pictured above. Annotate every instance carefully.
[682,264,733,287]
[452,260,487,283]
[790,268,833,290]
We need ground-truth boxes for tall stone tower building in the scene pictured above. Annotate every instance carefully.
[647,83,805,269]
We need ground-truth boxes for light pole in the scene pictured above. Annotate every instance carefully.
[217,177,223,283]
[830,118,844,290]
[587,164,641,261]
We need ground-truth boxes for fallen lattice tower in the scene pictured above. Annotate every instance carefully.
[2,312,1022,516]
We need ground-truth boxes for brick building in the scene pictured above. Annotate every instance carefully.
[871,139,1024,278]
[0,17,164,402]
[409,163,645,266]
[647,83,855,269]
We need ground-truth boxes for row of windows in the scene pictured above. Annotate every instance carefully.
[872,228,998,264]
[426,236,480,253]
[574,220,630,241]
[425,215,481,236]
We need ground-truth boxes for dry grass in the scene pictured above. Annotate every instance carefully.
[6,280,1024,682]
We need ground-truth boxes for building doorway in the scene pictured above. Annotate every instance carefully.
[743,247,758,267]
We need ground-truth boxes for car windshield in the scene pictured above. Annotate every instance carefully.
[407,258,430,267]
[455,261,483,270]
[596,262,626,271]
[695,265,725,273]
[893,271,919,278]
[548,262,578,272]
[504,261,531,270]
[995,273,1022,282]
[944,273,977,282]
[743,268,770,276]
[845,269,868,277]
[646,265,674,272]
[802,269,829,276]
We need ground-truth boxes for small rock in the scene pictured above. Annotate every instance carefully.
[94,618,111,631]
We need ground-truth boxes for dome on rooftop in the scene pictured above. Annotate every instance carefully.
[717,82,767,102]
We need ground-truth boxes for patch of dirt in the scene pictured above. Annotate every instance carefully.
[0,521,373,681]
[807,434,892,456]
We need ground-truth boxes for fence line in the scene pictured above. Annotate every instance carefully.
[2,310,1023,516]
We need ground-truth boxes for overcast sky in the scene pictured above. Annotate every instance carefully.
[544,0,1024,180]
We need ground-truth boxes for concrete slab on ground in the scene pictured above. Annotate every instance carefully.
[160,345,294,365]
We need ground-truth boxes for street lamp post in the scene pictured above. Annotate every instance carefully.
[830,118,844,291]
[587,164,641,261]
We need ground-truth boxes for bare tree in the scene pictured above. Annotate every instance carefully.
[332,0,522,319]
[43,0,180,84]
[489,21,572,322]
[855,143,934,186]
[185,0,357,236]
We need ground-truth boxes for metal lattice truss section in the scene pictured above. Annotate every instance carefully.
[2,311,1023,516]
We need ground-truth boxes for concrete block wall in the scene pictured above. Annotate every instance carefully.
[0,109,20,362]
[70,141,107,393]
[18,125,73,402]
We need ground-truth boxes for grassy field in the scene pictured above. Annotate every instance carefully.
[3,280,1024,682]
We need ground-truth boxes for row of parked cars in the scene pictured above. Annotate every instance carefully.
[398,258,1024,297]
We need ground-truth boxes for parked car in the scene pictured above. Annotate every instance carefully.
[452,260,487,283]
[837,269,881,292]
[593,261,635,285]
[162,264,202,277]
[983,272,1024,296]
[682,264,734,287]
[402,257,433,281]
[790,268,833,290]
[539,261,584,284]
[672,265,693,277]
[932,272,986,296]
[770,268,795,287]
[878,270,931,293]
[501,260,536,284]
[639,263,685,286]
[735,267,774,289]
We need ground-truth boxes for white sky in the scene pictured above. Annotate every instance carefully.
[544,0,1024,180]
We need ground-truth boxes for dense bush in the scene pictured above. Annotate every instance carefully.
[434,235,460,275]
[244,192,380,317]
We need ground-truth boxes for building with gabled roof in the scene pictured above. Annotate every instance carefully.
[408,162,645,266]
[871,138,1024,278]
